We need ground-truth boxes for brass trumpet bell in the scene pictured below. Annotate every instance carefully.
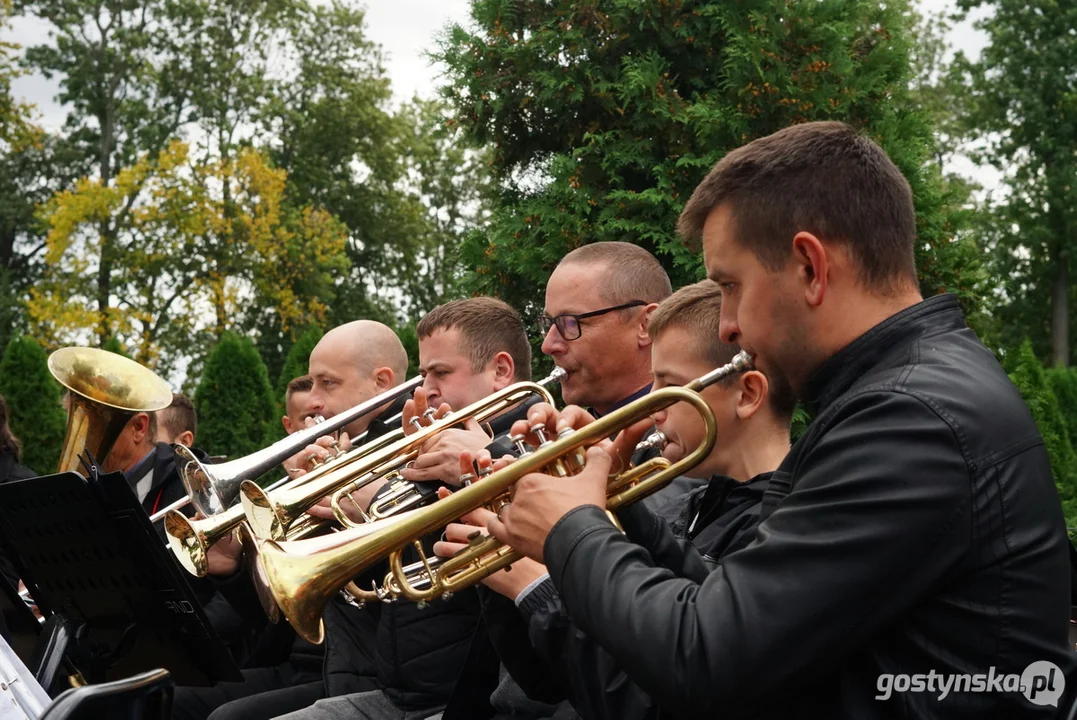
[48,346,173,474]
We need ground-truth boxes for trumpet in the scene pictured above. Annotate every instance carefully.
[175,376,424,517]
[257,352,751,643]
[241,377,562,541]
[359,367,568,524]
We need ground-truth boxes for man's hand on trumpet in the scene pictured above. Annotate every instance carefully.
[400,387,494,487]
[432,451,548,599]
[484,403,654,563]
[283,415,352,479]
[401,387,451,435]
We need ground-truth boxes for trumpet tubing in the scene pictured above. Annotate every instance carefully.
[242,380,559,541]
[260,383,727,643]
[175,376,423,517]
[259,352,747,640]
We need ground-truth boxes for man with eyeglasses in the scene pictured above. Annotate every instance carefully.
[537,241,703,507]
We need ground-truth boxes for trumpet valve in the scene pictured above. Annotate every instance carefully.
[530,423,549,446]
[509,433,530,456]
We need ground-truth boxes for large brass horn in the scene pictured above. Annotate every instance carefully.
[48,347,173,474]
[257,352,751,644]
[241,378,561,541]
[174,376,423,517]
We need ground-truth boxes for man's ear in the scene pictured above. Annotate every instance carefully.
[282,416,294,434]
[490,351,515,391]
[791,232,829,307]
[372,367,395,391]
[735,371,769,421]
[131,413,150,443]
[176,430,195,448]
[638,303,659,348]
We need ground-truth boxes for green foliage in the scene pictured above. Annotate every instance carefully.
[951,0,1077,366]
[437,0,988,336]
[100,336,129,357]
[1046,367,1077,447]
[268,325,323,440]
[1005,340,1077,522]
[0,335,66,473]
[194,332,276,460]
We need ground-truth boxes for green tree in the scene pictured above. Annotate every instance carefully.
[263,0,416,328]
[437,0,987,332]
[0,0,35,148]
[276,325,322,396]
[267,324,322,440]
[0,134,92,352]
[15,0,204,345]
[393,97,496,318]
[0,335,66,473]
[193,332,276,460]
[951,0,1077,366]
[1046,366,1077,447]
[1005,339,1077,524]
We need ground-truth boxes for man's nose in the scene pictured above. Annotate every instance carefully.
[540,325,564,356]
[719,312,740,345]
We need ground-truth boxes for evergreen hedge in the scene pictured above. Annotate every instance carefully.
[194,332,276,460]
[0,336,67,474]
[1005,340,1077,524]
[270,325,323,441]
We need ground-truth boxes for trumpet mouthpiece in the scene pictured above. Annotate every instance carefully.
[636,430,668,453]
[541,366,568,386]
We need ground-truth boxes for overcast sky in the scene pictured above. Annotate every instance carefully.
[5,0,995,183]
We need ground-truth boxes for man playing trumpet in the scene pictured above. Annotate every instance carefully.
[482,122,1075,718]
[434,280,794,720]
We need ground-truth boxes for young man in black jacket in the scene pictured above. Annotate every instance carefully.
[487,121,1076,718]
[436,280,793,719]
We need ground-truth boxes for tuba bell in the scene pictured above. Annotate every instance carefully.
[48,347,173,474]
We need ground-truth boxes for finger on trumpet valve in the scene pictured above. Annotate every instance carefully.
[509,433,530,456]
[422,408,437,422]
[458,472,475,487]
[409,416,424,431]
[530,423,549,446]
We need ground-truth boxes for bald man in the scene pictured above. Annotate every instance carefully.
[174,321,412,720]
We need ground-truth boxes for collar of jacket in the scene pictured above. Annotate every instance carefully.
[487,394,544,439]
[127,442,208,496]
[361,392,411,445]
[802,293,964,417]
[591,383,652,419]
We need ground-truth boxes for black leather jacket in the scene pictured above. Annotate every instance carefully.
[541,294,1075,719]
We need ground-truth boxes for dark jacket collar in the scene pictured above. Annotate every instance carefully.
[361,393,411,445]
[127,442,208,496]
[0,453,34,484]
[592,383,652,419]
[803,294,965,417]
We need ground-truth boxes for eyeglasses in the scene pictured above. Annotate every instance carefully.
[537,301,647,341]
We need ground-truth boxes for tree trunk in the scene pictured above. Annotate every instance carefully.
[1051,256,1069,367]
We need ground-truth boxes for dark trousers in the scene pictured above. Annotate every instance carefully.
[171,663,324,720]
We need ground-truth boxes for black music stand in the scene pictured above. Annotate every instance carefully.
[0,465,242,688]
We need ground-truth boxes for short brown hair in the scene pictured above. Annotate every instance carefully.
[0,394,21,460]
[158,393,196,441]
[559,242,672,305]
[678,121,918,293]
[416,297,532,381]
[286,375,313,402]
[648,280,794,421]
